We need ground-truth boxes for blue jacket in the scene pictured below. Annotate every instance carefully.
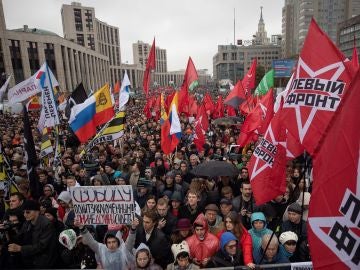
[248,212,273,253]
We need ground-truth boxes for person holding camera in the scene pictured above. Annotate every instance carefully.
[7,200,57,268]
[0,208,25,268]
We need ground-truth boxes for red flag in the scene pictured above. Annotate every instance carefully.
[224,80,247,109]
[165,92,175,113]
[143,96,155,118]
[212,96,224,119]
[351,42,359,71]
[242,59,257,95]
[280,19,355,155]
[113,80,120,94]
[237,89,274,147]
[143,38,156,96]
[247,107,287,205]
[239,95,256,115]
[193,104,208,151]
[179,57,199,115]
[188,95,198,116]
[226,105,236,116]
[203,93,214,115]
[308,70,360,270]
[153,94,161,120]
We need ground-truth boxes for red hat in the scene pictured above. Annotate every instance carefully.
[176,218,191,231]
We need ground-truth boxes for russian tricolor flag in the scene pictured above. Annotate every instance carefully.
[69,84,115,143]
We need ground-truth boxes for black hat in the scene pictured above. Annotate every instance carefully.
[23,200,40,211]
[288,202,302,215]
[45,207,58,218]
[220,198,232,205]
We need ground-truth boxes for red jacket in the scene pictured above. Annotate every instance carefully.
[186,213,219,264]
[216,225,253,265]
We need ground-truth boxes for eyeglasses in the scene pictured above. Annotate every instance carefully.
[285,241,297,246]
[24,210,32,214]
[226,244,237,249]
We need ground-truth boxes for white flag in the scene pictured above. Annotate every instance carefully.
[0,75,11,101]
[119,71,131,111]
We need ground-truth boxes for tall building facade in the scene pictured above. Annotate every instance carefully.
[213,8,281,83]
[132,40,167,73]
[61,2,123,87]
[282,0,360,58]
[337,14,360,59]
[0,0,109,92]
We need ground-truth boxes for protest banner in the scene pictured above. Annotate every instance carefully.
[70,185,135,225]
[291,262,313,270]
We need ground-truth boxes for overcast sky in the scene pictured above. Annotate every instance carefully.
[3,0,283,74]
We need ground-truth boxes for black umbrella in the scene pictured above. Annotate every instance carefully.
[191,160,239,178]
[213,116,243,126]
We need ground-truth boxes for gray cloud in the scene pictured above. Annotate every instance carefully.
[3,0,282,74]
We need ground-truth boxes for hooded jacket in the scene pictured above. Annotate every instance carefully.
[248,212,273,253]
[134,243,162,270]
[81,228,135,270]
[186,213,219,264]
[216,224,253,265]
[207,232,243,268]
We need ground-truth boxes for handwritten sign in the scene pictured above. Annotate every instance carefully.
[70,185,134,225]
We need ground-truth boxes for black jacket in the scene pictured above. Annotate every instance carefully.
[208,249,244,268]
[19,215,58,268]
[135,226,173,269]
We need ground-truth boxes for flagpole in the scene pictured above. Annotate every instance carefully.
[80,113,117,159]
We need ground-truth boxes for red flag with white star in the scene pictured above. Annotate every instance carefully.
[308,69,360,270]
[247,106,287,205]
[280,19,355,155]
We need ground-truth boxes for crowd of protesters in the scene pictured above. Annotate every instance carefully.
[0,93,312,269]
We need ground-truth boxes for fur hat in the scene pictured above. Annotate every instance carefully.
[171,241,190,262]
[279,231,299,245]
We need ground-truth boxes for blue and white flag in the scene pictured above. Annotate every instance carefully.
[119,71,131,111]
[38,62,60,128]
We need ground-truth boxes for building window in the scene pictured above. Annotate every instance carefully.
[44,43,56,74]
[27,41,39,75]
[87,34,95,51]
[9,40,24,83]
[74,8,83,31]
[85,10,93,31]
[223,53,228,60]
[114,30,119,44]
[77,34,84,46]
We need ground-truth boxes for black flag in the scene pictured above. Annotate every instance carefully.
[23,105,40,199]
[65,82,88,118]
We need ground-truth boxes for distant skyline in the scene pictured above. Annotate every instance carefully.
[3,0,283,74]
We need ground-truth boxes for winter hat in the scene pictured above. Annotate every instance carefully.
[220,198,232,205]
[279,231,299,245]
[45,207,58,219]
[220,232,238,253]
[44,184,54,194]
[23,200,40,211]
[175,218,192,231]
[58,191,72,204]
[288,202,302,215]
[59,229,77,250]
[113,171,122,179]
[170,191,182,202]
[205,203,219,213]
[171,241,190,262]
